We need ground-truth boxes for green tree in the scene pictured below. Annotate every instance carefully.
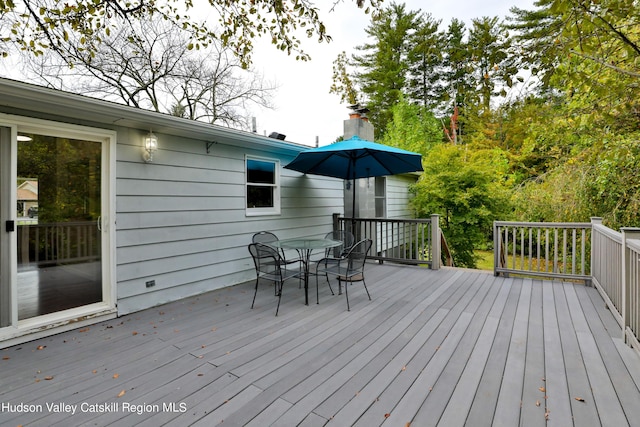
[510,0,640,120]
[467,16,517,113]
[405,13,444,112]
[439,19,473,144]
[411,143,511,267]
[381,98,441,156]
[0,0,381,68]
[352,2,422,137]
[578,134,640,228]
[329,51,360,105]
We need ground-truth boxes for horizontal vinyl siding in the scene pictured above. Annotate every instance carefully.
[386,175,419,219]
[115,129,343,314]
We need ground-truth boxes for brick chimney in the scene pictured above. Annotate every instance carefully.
[344,103,374,141]
[343,104,376,220]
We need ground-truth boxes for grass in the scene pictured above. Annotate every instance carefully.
[475,250,494,271]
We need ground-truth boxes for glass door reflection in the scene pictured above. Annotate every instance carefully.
[17,134,102,320]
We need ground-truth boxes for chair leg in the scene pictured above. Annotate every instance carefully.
[325,273,334,295]
[315,270,335,305]
[251,277,260,309]
[363,279,371,300]
[275,281,283,316]
[341,278,350,311]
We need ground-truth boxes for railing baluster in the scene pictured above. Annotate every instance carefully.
[545,229,549,273]
[572,229,576,275]
[562,228,567,275]
[528,228,533,271]
[537,228,541,272]
[520,227,524,271]
[512,227,516,270]
[581,229,586,276]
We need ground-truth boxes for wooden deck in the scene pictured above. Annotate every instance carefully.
[2,264,640,426]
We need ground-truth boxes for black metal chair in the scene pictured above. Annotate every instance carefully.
[248,243,301,316]
[311,230,355,300]
[316,239,372,311]
[252,231,302,267]
[324,230,355,258]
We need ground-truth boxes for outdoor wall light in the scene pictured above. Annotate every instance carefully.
[143,130,158,163]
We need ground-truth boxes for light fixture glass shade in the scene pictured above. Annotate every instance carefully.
[143,131,158,162]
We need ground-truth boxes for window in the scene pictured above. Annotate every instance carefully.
[246,156,280,215]
[375,177,386,217]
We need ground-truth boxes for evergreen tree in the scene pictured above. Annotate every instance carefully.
[440,19,473,143]
[405,13,445,113]
[467,16,516,113]
[352,2,422,138]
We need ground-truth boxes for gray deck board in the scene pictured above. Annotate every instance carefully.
[1,265,639,426]
[493,278,532,427]
[565,283,629,426]
[555,282,600,427]
[465,277,520,426]
[435,274,511,427]
[542,280,573,427]
[410,274,502,427]
[519,279,547,427]
[340,271,482,426]
[575,284,640,423]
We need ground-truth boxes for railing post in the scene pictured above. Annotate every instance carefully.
[493,221,499,276]
[590,217,602,287]
[333,213,340,232]
[431,214,440,270]
[621,227,640,344]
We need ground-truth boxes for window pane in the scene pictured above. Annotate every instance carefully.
[247,186,274,208]
[375,177,385,197]
[375,198,385,217]
[247,159,275,184]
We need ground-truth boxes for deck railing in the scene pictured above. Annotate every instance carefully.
[622,230,640,352]
[590,219,623,325]
[17,221,101,267]
[589,218,640,352]
[493,220,593,282]
[494,217,640,356]
[334,214,442,268]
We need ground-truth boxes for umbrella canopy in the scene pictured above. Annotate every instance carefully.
[284,135,423,180]
[284,135,423,225]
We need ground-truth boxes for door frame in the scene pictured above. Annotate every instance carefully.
[0,114,117,347]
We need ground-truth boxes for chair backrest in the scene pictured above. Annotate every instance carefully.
[324,230,355,257]
[252,231,279,245]
[248,243,282,275]
[252,231,287,259]
[344,239,372,273]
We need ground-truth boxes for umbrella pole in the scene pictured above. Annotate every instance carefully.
[352,178,357,233]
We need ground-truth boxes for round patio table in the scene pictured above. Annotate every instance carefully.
[272,238,342,305]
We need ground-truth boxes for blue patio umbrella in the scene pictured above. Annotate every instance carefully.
[284,135,423,223]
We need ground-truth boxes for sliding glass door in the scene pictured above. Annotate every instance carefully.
[16,133,104,319]
[0,119,113,334]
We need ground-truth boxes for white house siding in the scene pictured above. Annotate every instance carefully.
[386,174,418,219]
[114,128,344,314]
[0,78,345,328]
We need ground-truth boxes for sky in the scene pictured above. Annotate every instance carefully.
[248,0,536,147]
[0,1,535,146]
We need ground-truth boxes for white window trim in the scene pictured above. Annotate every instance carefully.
[245,155,281,216]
